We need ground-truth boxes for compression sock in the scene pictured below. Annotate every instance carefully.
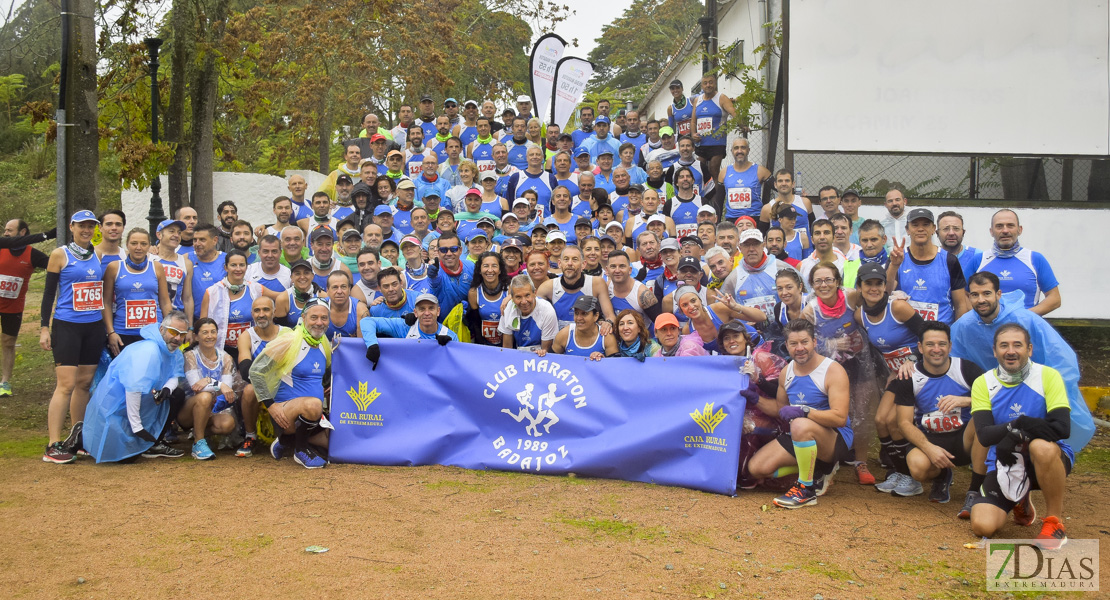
[772,465,799,478]
[878,436,893,469]
[814,458,834,480]
[891,440,912,475]
[969,471,986,495]
[294,416,313,451]
[793,440,818,486]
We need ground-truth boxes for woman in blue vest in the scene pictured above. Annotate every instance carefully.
[40,210,108,463]
[551,296,618,359]
[103,228,172,353]
[467,252,509,346]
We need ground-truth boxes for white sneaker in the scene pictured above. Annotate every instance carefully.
[892,474,924,497]
[875,471,902,493]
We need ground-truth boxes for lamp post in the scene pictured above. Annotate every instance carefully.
[144,37,166,234]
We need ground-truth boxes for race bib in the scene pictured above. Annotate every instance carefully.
[225,321,250,346]
[0,274,23,299]
[675,222,698,238]
[727,187,752,210]
[477,160,495,176]
[882,346,914,371]
[72,281,104,312]
[408,163,423,178]
[677,120,691,136]
[921,410,964,434]
[162,263,184,285]
[908,300,939,322]
[124,299,158,329]
[743,294,777,320]
[482,320,500,344]
[696,116,714,135]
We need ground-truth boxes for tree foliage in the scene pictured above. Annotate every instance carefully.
[586,0,702,91]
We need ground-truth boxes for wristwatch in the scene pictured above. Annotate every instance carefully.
[801,406,812,416]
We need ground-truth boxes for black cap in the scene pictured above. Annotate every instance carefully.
[677,256,702,272]
[501,237,525,250]
[557,132,573,141]
[511,233,532,246]
[907,208,934,224]
[842,189,861,199]
[336,174,353,185]
[420,93,433,102]
[777,205,799,219]
[669,79,683,88]
[574,217,592,228]
[679,235,703,247]
[572,295,600,314]
[288,259,312,272]
[628,183,645,193]
[856,262,887,283]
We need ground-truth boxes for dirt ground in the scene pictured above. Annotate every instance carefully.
[1,296,1108,599]
[1,431,1109,600]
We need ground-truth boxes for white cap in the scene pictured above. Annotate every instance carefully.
[604,221,624,232]
[647,214,666,225]
[546,230,567,243]
[517,95,532,104]
[414,293,439,306]
[513,198,531,207]
[739,229,764,244]
[697,205,717,215]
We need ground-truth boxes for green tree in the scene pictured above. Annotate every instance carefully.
[586,0,702,91]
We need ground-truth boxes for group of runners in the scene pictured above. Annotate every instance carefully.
[13,76,1091,550]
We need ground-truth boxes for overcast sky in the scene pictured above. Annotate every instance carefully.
[550,0,633,57]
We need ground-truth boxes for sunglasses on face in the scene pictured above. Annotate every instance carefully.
[165,327,188,337]
[439,246,461,254]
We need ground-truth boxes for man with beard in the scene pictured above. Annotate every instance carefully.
[886,208,969,324]
[235,296,289,458]
[230,220,254,257]
[453,99,480,149]
[764,227,800,268]
[936,211,982,284]
[760,169,813,237]
[248,299,333,469]
[213,202,238,253]
[572,106,595,148]
[721,230,796,320]
[430,115,454,164]
[536,245,617,331]
[503,117,538,170]
[972,209,1060,315]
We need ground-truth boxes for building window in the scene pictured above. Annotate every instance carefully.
[723,40,745,79]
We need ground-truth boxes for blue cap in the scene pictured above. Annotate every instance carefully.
[597,147,614,157]
[573,146,590,157]
[467,230,489,242]
[595,115,610,125]
[444,97,458,106]
[374,205,393,216]
[70,210,99,224]
[156,219,186,233]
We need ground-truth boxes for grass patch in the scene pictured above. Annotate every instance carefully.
[1075,444,1110,476]
[423,479,492,493]
[798,559,854,582]
[0,433,48,458]
[560,516,667,541]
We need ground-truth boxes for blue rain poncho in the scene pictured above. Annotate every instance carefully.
[82,323,185,463]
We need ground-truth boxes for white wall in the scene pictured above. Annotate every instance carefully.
[120,169,327,231]
[854,203,1109,320]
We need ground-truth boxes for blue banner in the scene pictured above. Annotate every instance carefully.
[329,339,748,495]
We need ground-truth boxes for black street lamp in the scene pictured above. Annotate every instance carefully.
[144,37,166,234]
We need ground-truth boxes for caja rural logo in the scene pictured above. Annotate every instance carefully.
[686,402,728,452]
[338,381,383,427]
[485,356,587,472]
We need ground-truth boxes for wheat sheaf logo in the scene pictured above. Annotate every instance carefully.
[347,382,381,412]
[690,402,728,434]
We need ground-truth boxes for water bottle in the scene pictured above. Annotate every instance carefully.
[794,171,803,197]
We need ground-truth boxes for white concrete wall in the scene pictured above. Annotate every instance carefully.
[854,203,1109,320]
[121,170,327,231]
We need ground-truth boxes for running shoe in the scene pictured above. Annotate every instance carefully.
[773,483,818,509]
[1013,493,1036,527]
[61,421,88,457]
[191,439,215,460]
[814,463,840,497]
[235,437,256,458]
[42,442,76,464]
[892,475,924,497]
[875,471,903,493]
[929,468,953,503]
[142,441,185,458]
[0,382,12,397]
[1036,516,1067,550]
[294,446,327,469]
[855,462,876,485]
[270,437,286,460]
[957,491,980,520]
